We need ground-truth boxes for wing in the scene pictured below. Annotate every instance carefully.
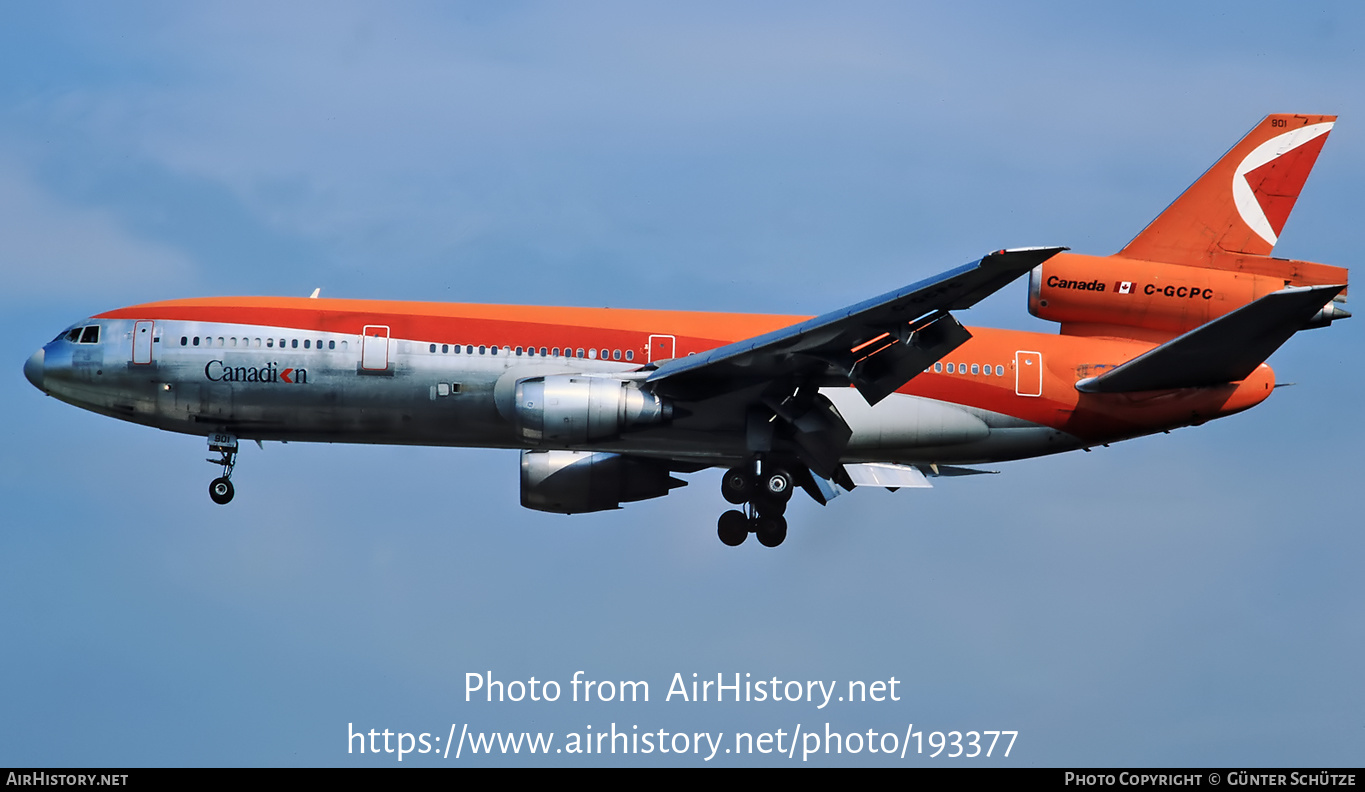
[647,246,1065,405]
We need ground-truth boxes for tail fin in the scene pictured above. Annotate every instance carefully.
[1119,114,1335,267]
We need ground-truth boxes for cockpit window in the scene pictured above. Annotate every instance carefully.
[61,326,100,343]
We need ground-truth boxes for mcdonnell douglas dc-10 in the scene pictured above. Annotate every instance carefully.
[23,114,1349,547]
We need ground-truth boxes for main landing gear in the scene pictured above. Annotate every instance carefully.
[716,463,794,548]
[206,433,238,505]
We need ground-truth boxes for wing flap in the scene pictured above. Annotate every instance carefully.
[851,312,972,404]
[844,463,933,489]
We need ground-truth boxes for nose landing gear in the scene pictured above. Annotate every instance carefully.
[715,463,793,548]
[206,433,238,505]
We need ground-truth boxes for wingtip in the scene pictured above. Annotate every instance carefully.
[985,246,1070,267]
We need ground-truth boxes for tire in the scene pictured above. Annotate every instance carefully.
[752,495,787,518]
[209,477,234,505]
[763,469,794,502]
[717,510,749,546]
[755,515,787,548]
[720,467,753,505]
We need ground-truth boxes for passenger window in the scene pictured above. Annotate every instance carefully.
[181,336,188,346]
[613,349,621,360]
[465,345,473,354]
[576,348,585,358]
[429,344,436,353]
[291,339,298,349]
[442,344,449,354]
[193,337,200,346]
[934,362,942,372]
[329,340,335,350]
[479,345,486,355]
[540,347,548,356]
[995,365,1004,376]
[516,347,523,356]
[625,350,633,361]
[267,338,274,348]
[217,337,224,346]
[971,364,979,375]
[946,362,953,373]
[305,340,312,349]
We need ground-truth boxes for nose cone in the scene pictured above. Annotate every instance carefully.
[23,348,44,390]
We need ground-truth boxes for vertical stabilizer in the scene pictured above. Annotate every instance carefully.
[1119,114,1335,267]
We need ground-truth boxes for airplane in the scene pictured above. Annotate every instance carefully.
[22,113,1349,548]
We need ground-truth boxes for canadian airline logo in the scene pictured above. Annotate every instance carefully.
[1117,281,1134,294]
[1046,276,1106,292]
[204,360,308,384]
[1233,121,1334,247]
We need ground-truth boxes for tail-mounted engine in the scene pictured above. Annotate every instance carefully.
[514,375,671,445]
[1028,252,1348,338]
[520,450,684,513]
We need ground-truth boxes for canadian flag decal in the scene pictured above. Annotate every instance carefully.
[1116,281,1133,295]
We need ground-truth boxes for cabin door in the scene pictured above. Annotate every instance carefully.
[361,325,390,371]
[1015,350,1042,397]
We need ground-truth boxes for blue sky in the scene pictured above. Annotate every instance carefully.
[2,2,1362,767]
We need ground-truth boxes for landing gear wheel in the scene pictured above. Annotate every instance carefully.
[209,477,235,505]
[717,510,749,546]
[755,515,788,548]
[720,467,753,505]
[752,495,787,518]
[762,469,794,502]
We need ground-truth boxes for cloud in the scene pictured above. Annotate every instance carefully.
[0,156,197,303]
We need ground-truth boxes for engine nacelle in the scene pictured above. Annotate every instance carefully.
[514,375,671,445]
[520,450,683,514]
[1028,252,1347,337]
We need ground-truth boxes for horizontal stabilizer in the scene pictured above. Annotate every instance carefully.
[1076,284,1345,393]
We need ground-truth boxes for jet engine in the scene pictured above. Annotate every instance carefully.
[513,375,671,445]
[520,450,684,514]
